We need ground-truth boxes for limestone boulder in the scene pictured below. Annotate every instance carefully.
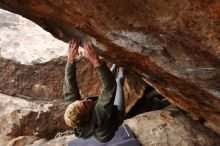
[0,93,69,141]
[0,1,219,131]
[0,57,66,100]
[0,9,67,64]
[124,106,220,146]
[5,106,220,146]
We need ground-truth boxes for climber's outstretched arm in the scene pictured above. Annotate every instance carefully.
[63,39,81,102]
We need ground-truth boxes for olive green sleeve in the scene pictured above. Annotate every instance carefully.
[63,62,81,102]
[96,63,117,108]
[93,63,117,125]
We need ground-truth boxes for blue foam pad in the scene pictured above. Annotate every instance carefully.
[68,124,140,146]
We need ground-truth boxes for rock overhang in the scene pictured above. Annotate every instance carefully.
[0,0,220,133]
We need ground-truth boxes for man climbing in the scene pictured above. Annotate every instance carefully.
[63,39,125,142]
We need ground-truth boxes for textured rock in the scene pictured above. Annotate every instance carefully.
[5,135,75,146]
[0,57,65,100]
[0,9,67,64]
[124,71,148,114]
[6,107,220,146]
[6,136,38,146]
[0,9,146,113]
[0,93,69,140]
[124,106,220,146]
[0,56,146,114]
[0,0,219,132]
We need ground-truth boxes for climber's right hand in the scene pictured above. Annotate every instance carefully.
[68,39,80,64]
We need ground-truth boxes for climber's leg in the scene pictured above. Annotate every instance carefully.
[114,67,125,117]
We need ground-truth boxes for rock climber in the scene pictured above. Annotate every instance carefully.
[63,39,125,142]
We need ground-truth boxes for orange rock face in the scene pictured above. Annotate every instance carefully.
[0,0,220,132]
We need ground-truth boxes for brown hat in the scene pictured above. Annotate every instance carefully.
[64,102,80,128]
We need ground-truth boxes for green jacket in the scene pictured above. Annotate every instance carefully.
[63,62,122,142]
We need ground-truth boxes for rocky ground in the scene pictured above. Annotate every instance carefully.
[1,94,219,146]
